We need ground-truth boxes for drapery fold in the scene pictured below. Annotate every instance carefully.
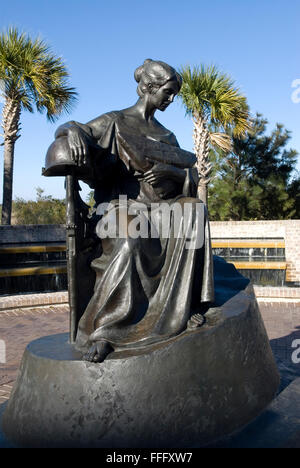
[75,111,214,351]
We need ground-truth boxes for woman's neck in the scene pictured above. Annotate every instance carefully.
[125,97,156,122]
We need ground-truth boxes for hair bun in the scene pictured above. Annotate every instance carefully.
[134,59,181,97]
[134,65,143,83]
[134,59,153,83]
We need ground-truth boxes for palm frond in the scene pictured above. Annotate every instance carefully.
[0,27,77,118]
[210,132,233,153]
[178,63,251,137]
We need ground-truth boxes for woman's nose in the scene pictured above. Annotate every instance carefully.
[168,94,175,102]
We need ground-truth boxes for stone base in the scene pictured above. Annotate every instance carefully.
[2,286,279,448]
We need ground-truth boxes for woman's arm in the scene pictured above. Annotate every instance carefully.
[54,114,113,166]
[54,120,93,139]
[54,121,94,166]
[142,161,186,185]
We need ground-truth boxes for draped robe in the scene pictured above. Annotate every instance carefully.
[75,111,214,352]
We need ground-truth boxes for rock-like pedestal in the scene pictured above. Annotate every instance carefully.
[2,286,279,448]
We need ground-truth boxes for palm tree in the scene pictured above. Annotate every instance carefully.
[178,65,251,204]
[0,28,77,224]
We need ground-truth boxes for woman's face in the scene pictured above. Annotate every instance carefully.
[148,79,180,111]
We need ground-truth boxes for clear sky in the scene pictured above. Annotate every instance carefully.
[0,0,299,202]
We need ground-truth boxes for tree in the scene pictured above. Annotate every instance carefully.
[0,28,77,225]
[178,65,251,204]
[288,177,300,218]
[13,187,66,224]
[208,114,300,220]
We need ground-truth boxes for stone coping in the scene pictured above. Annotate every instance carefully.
[0,291,68,310]
[254,286,300,298]
[0,286,299,311]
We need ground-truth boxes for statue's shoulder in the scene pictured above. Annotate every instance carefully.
[152,117,180,147]
[87,111,122,140]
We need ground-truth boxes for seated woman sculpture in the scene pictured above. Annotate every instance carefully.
[52,59,214,362]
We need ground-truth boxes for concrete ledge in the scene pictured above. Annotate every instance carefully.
[0,291,68,311]
[0,286,299,312]
[254,286,300,299]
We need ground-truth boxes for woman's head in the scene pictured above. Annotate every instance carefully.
[134,59,182,99]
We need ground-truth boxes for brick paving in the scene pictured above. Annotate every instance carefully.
[0,299,299,403]
[0,305,69,395]
[257,300,300,391]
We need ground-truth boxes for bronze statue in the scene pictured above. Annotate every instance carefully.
[43,59,214,363]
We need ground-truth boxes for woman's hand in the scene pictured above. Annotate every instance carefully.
[67,126,89,166]
[142,158,185,186]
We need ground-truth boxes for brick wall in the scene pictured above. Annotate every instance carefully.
[210,220,300,283]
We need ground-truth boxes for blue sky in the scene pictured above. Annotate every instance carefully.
[0,0,299,201]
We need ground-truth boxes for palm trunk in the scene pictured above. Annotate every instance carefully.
[2,140,15,224]
[192,113,212,205]
[1,98,21,225]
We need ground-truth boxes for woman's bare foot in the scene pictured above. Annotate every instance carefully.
[187,313,205,330]
[83,341,113,363]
